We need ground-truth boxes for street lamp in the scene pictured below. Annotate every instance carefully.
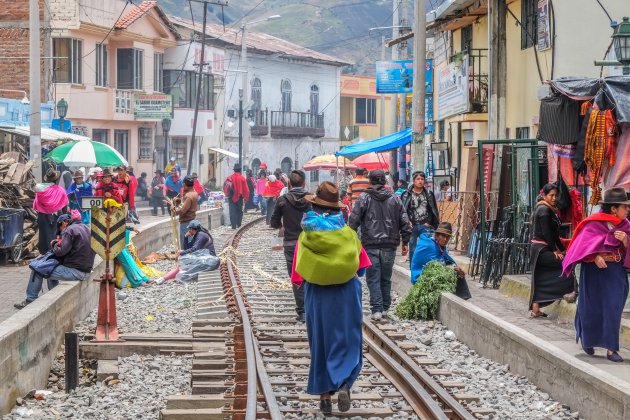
[162,117,172,171]
[241,14,281,169]
[613,17,630,66]
[56,98,68,132]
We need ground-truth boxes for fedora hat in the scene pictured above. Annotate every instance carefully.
[45,169,60,183]
[101,168,113,178]
[434,222,453,236]
[305,181,345,210]
[72,170,84,179]
[600,187,630,205]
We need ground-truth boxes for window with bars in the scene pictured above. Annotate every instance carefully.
[163,71,213,109]
[95,43,107,87]
[138,127,153,160]
[521,0,537,50]
[114,130,129,159]
[310,84,319,114]
[251,78,262,111]
[281,79,292,112]
[53,38,83,84]
[117,48,143,90]
[461,25,473,54]
[154,53,163,92]
[355,98,376,124]
[516,127,530,139]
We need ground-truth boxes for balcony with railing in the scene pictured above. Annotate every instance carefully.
[114,89,133,117]
[466,48,488,113]
[250,109,325,138]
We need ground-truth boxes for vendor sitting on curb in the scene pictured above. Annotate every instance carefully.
[154,220,216,284]
[410,222,471,300]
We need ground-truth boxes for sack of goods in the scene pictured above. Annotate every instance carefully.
[176,249,220,282]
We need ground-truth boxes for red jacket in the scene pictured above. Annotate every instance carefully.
[262,180,284,198]
[95,182,123,204]
[114,174,138,209]
[224,172,250,203]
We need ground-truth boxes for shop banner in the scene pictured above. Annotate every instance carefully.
[134,94,173,120]
[376,60,433,94]
[437,55,469,120]
[537,0,551,51]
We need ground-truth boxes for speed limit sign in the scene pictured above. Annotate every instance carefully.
[81,196,103,210]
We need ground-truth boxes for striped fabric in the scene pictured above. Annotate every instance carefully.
[348,177,370,204]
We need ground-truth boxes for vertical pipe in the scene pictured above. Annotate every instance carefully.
[411,0,426,177]
[478,140,486,260]
[398,0,408,182]
[188,1,208,174]
[241,24,250,169]
[390,0,400,176]
[238,90,243,167]
[64,332,79,393]
[29,0,41,182]
[380,35,386,138]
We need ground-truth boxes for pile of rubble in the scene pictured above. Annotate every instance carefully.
[0,151,39,260]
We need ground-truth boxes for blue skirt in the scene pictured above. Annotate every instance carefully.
[575,262,629,351]
[304,277,363,395]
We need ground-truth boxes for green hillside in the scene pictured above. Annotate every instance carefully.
[160,0,438,74]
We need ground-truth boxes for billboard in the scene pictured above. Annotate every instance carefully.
[437,55,469,120]
[134,94,173,120]
[376,59,433,94]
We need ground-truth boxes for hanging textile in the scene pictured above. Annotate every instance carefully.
[547,145,586,187]
[603,125,630,191]
[538,95,581,145]
[584,108,618,204]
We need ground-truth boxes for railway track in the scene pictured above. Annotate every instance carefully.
[161,216,493,419]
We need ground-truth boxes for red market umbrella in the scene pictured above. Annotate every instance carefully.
[303,154,357,171]
[352,152,410,171]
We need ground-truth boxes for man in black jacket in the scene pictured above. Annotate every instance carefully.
[15,214,96,309]
[400,171,439,268]
[270,170,312,322]
[349,170,411,320]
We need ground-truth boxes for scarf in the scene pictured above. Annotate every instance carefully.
[292,211,370,286]
[33,183,69,214]
[165,175,182,193]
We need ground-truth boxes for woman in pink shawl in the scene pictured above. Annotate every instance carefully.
[562,187,630,363]
[33,169,69,254]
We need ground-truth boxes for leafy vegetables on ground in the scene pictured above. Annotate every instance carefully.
[395,261,457,320]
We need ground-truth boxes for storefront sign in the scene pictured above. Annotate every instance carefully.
[134,94,173,120]
[376,60,433,94]
[537,0,551,51]
[437,55,469,120]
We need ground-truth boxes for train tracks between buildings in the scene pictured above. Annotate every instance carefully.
[160,217,493,419]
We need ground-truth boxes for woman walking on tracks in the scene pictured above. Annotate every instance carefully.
[529,183,575,318]
[291,181,371,415]
[562,187,630,362]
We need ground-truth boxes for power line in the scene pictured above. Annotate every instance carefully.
[82,0,132,59]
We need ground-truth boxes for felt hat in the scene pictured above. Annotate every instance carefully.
[116,164,126,171]
[434,222,453,237]
[101,168,113,178]
[233,163,242,172]
[305,181,344,209]
[45,169,60,182]
[600,187,630,205]
[72,170,84,179]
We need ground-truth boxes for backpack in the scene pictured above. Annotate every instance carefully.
[223,177,234,198]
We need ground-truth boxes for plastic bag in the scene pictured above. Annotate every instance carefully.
[176,249,220,282]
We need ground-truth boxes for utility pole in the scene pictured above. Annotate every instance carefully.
[411,0,426,175]
[397,0,408,182]
[29,0,41,182]
[241,24,250,170]
[389,0,400,178]
[188,0,228,175]
[238,89,243,167]
[379,35,386,138]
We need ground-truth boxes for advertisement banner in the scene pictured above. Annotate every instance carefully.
[437,55,469,120]
[376,60,433,94]
[536,0,551,51]
[134,94,173,120]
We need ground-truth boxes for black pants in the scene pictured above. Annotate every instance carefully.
[229,198,244,229]
[284,244,304,316]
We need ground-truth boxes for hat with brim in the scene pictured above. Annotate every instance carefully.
[434,222,453,237]
[101,169,113,178]
[45,169,60,183]
[600,187,630,205]
[72,170,84,179]
[305,181,345,210]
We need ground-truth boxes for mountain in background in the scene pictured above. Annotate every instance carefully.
[159,0,444,75]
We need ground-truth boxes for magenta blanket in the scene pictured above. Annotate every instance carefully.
[33,184,69,214]
[562,219,630,276]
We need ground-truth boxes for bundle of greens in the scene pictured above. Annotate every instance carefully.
[395,261,457,320]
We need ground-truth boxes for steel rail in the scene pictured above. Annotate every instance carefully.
[363,318,477,420]
[223,216,282,420]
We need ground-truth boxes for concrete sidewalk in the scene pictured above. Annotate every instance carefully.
[0,213,177,323]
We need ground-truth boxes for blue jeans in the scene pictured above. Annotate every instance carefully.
[365,248,396,314]
[409,225,432,269]
[26,265,90,301]
[260,197,267,215]
[180,221,191,249]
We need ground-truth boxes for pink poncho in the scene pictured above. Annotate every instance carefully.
[33,183,69,214]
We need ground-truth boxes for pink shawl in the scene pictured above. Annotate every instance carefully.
[33,184,69,214]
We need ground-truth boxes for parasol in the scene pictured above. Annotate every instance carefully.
[45,140,128,167]
[302,154,357,171]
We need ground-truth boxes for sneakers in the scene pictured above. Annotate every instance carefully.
[337,384,351,412]
[371,312,383,321]
[14,299,33,310]
[155,277,166,285]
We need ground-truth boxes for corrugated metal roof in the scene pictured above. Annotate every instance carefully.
[168,16,352,67]
[0,127,91,141]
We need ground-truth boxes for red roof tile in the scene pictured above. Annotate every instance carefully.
[115,0,157,29]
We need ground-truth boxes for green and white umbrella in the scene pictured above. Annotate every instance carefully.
[45,140,128,167]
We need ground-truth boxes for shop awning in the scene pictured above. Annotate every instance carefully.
[335,128,412,158]
[209,147,238,159]
[0,126,91,141]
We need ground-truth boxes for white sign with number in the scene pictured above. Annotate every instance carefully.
[81,196,103,210]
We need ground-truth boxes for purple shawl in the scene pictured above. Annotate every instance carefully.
[562,219,630,276]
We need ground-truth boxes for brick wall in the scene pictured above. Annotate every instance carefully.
[0,0,50,101]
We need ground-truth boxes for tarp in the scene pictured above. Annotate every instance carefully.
[0,126,91,141]
[336,128,412,158]
[548,76,630,124]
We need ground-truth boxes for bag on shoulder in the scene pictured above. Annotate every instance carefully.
[223,177,234,198]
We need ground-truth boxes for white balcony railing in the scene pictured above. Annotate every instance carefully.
[115,89,132,114]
